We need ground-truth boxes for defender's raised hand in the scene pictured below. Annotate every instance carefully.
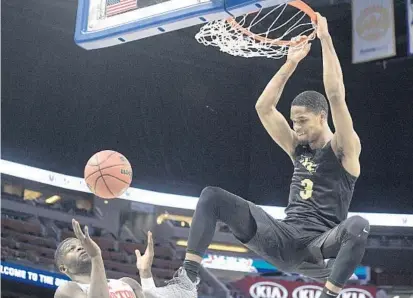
[135,231,154,277]
[72,219,101,258]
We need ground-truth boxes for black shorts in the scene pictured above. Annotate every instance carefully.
[239,202,344,282]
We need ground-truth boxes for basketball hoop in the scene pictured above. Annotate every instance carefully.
[195,0,317,59]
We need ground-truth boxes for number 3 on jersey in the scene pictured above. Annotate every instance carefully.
[300,179,313,200]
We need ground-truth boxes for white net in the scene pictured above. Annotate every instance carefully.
[195,2,316,59]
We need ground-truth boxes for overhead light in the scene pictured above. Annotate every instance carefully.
[157,213,192,226]
[23,189,42,200]
[45,195,61,204]
[176,240,248,253]
[3,183,24,197]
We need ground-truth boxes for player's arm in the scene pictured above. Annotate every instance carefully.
[72,219,111,298]
[120,277,147,298]
[54,282,87,298]
[317,13,361,174]
[134,231,157,290]
[122,231,157,296]
[255,37,311,159]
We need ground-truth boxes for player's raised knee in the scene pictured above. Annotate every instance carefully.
[345,215,370,239]
[348,215,369,229]
[199,186,223,204]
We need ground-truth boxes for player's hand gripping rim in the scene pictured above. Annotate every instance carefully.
[315,12,330,40]
[72,218,102,258]
[287,35,312,64]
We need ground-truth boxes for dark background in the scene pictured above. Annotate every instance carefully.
[2,0,413,213]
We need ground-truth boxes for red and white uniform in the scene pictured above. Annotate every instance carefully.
[76,279,136,298]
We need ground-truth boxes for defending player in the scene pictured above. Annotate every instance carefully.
[54,219,159,298]
[159,13,370,298]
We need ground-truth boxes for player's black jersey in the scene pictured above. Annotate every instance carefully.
[284,141,358,230]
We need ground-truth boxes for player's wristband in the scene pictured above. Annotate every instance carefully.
[141,277,156,289]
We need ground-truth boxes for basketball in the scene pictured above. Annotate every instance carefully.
[84,150,132,199]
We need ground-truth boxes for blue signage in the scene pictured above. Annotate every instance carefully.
[0,261,70,289]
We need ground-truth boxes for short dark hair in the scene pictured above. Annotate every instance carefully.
[55,237,77,268]
[291,91,329,116]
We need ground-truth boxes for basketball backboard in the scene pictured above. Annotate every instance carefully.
[74,0,289,50]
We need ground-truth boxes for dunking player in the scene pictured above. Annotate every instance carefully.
[54,219,161,298]
[159,13,370,298]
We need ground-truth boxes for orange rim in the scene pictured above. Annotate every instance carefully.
[227,0,317,46]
